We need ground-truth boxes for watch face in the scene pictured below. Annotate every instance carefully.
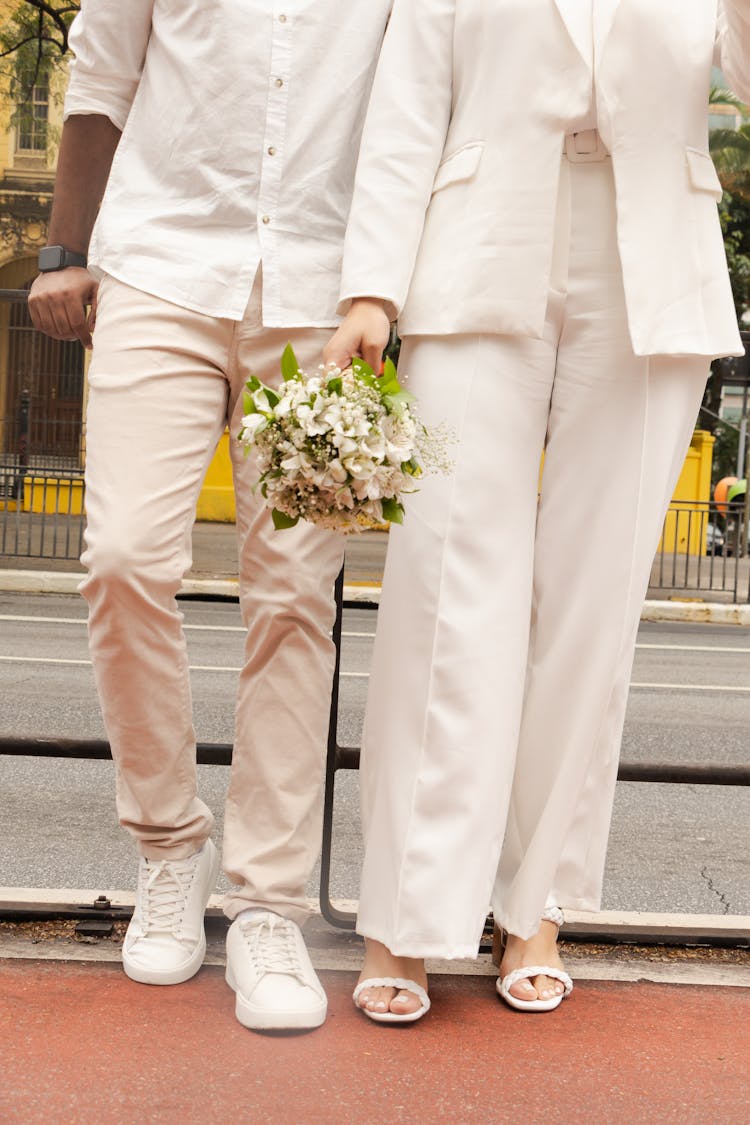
[39,246,66,271]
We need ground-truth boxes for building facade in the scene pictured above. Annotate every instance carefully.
[0,1,84,468]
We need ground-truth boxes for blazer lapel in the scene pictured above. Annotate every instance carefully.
[554,0,623,66]
[553,0,592,68]
[593,0,623,62]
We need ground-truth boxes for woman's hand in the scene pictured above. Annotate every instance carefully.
[323,298,391,372]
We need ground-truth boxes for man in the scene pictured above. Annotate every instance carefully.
[29,0,391,1033]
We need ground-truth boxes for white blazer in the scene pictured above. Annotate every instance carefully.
[339,0,750,357]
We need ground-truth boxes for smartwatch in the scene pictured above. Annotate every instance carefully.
[38,245,88,272]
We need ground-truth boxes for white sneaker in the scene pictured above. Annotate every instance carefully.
[122,838,220,986]
[225,911,328,1031]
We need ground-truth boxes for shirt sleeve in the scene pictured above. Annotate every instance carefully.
[716,0,750,104]
[63,0,154,132]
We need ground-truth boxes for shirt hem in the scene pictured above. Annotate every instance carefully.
[94,260,343,328]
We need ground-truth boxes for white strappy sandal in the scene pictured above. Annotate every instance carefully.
[352,977,431,1023]
[496,906,573,1013]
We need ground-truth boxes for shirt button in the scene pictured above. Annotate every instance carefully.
[274,78,284,88]
[262,215,271,225]
[267,146,276,156]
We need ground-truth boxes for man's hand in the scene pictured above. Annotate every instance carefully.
[28,268,99,349]
[323,298,392,372]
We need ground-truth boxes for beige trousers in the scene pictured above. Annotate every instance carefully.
[356,155,710,956]
[80,273,344,924]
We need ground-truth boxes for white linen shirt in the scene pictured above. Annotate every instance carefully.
[63,0,392,325]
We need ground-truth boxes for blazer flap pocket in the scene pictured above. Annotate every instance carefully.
[432,142,484,194]
[686,148,723,199]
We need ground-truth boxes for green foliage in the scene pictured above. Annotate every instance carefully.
[711,420,741,483]
[1,2,78,150]
[718,192,750,322]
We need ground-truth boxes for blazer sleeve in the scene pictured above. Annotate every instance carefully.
[716,0,750,103]
[63,0,153,132]
[338,0,456,320]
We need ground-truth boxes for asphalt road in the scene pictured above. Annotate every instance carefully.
[0,591,748,918]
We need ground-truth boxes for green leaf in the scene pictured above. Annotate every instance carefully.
[381,497,404,524]
[272,508,299,530]
[281,343,300,382]
[352,356,374,379]
[382,356,399,385]
[383,391,416,414]
[327,376,343,396]
[351,358,378,387]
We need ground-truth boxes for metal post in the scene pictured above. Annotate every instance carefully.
[742,425,750,560]
[17,388,30,468]
[12,388,31,501]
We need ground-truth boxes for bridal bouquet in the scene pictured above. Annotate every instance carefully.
[238,345,439,532]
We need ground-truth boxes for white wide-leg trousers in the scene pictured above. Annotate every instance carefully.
[357,155,710,956]
[80,273,344,924]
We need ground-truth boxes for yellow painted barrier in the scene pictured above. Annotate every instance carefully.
[659,429,715,555]
[23,475,85,515]
[195,431,236,523]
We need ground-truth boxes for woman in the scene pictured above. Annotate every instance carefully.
[324,0,750,1020]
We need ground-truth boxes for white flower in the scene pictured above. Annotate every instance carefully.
[333,434,359,457]
[240,413,267,440]
[342,454,377,481]
[252,387,274,412]
[281,451,311,476]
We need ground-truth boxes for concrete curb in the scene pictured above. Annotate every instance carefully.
[2,891,749,986]
[1,569,749,622]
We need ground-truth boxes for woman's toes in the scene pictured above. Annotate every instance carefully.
[509,977,538,1002]
[391,989,422,1014]
[366,987,394,1012]
[534,975,565,999]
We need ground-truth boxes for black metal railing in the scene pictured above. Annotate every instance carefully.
[650,499,749,603]
[1,574,749,947]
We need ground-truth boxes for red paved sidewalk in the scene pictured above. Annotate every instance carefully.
[3,959,748,1124]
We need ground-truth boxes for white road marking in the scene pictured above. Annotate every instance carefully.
[630,682,750,692]
[0,654,748,690]
[2,614,748,650]
[634,643,750,654]
[0,614,376,639]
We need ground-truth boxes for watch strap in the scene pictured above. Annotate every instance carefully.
[38,245,88,272]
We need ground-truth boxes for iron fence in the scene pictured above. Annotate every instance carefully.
[650,499,750,603]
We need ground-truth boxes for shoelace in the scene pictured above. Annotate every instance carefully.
[240,915,304,979]
[136,857,197,934]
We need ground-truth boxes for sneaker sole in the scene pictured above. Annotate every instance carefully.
[123,932,207,986]
[225,967,327,1031]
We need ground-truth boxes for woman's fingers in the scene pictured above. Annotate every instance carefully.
[323,298,392,372]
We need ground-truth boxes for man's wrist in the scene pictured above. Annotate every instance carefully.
[38,245,88,273]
